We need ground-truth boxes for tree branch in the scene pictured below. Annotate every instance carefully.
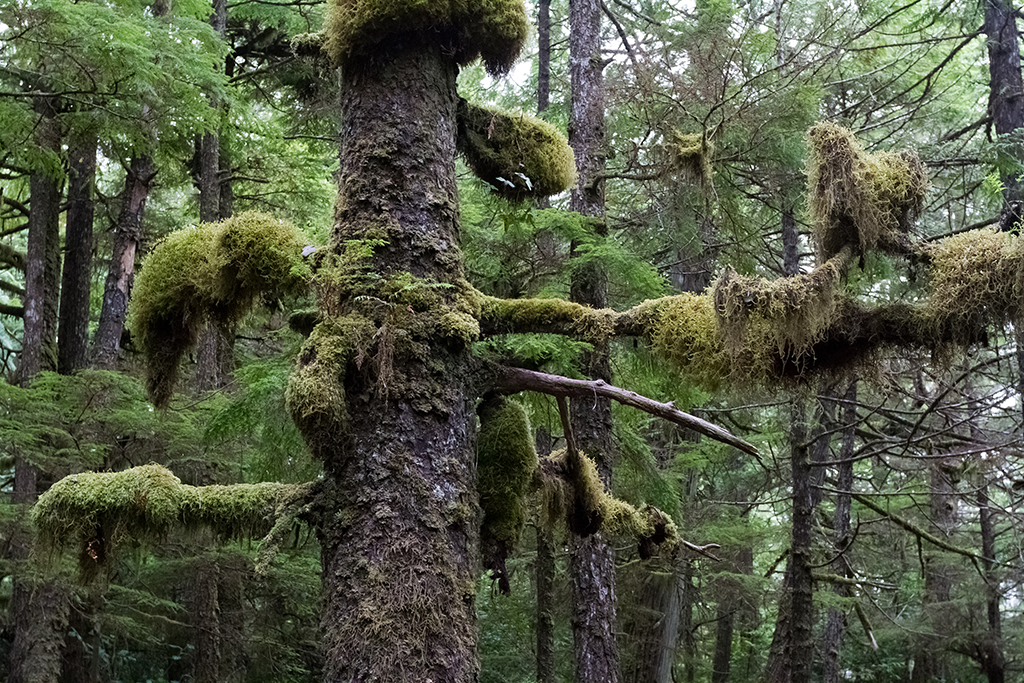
[490,365,759,456]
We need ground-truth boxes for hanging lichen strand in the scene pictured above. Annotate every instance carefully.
[128,211,311,407]
[807,122,928,260]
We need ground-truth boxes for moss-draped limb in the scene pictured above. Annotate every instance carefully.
[476,396,538,594]
[33,464,315,577]
[129,212,312,407]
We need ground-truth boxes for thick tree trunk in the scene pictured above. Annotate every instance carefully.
[304,46,478,683]
[58,138,96,375]
[984,0,1024,229]
[92,156,155,368]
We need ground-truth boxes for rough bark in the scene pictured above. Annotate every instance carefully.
[191,558,221,683]
[538,0,551,114]
[305,46,478,683]
[20,96,63,382]
[92,156,155,368]
[536,428,556,683]
[198,0,227,224]
[823,380,857,683]
[58,138,96,375]
[788,403,816,683]
[984,0,1024,229]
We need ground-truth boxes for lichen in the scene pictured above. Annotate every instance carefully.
[33,464,311,577]
[458,101,577,201]
[476,396,538,593]
[807,122,927,260]
[129,212,312,407]
[925,228,1024,341]
[669,130,713,188]
[322,0,528,76]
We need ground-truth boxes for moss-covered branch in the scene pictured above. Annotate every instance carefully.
[34,464,315,577]
[489,364,758,455]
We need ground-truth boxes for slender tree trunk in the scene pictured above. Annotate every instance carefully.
[192,557,221,683]
[823,380,857,683]
[301,45,478,682]
[92,156,155,368]
[58,138,96,375]
[538,0,551,114]
[977,483,1005,683]
[535,428,556,683]
[984,0,1024,230]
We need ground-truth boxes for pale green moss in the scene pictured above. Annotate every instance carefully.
[458,101,577,201]
[34,464,311,575]
[807,122,927,259]
[669,131,713,188]
[129,212,312,407]
[477,397,538,584]
[636,294,732,390]
[323,0,528,76]
[479,295,616,341]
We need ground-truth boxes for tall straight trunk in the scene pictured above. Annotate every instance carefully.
[985,0,1024,229]
[58,138,96,375]
[910,462,957,682]
[92,156,155,368]
[977,483,1005,683]
[192,557,221,683]
[823,380,857,683]
[567,0,617,680]
[20,96,63,382]
[538,0,551,114]
[535,428,556,683]
[302,45,478,682]
[199,0,227,224]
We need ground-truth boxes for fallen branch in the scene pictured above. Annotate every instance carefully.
[491,365,759,456]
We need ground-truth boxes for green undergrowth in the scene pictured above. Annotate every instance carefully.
[129,211,312,407]
[34,464,313,577]
[807,122,927,259]
[458,101,576,201]
[323,0,528,76]
[476,396,538,592]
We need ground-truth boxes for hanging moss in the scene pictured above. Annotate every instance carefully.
[925,228,1024,342]
[479,294,616,342]
[476,396,538,594]
[807,122,927,260]
[33,464,311,577]
[129,212,311,407]
[285,315,373,459]
[457,101,577,201]
[713,247,852,359]
[323,0,528,76]
[669,131,714,188]
[537,449,678,558]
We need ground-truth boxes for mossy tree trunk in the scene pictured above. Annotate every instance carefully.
[302,45,479,683]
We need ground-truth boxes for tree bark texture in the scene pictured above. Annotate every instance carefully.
[536,428,556,683]
[20,96,63,383]
[198,0,227,224]
[984,0,1024,229]
[538,0,551,114]
[58,138,96,375]
[306,47,478,683]
[823,380,857,683]
[191,558,221,683]
[93,156,155,368]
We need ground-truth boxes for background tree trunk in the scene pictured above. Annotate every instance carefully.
[984,0,1024,229]
[58,138,96,375]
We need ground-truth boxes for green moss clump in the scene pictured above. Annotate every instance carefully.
[34,464,310,577]
[476,396,538,593]
[286,315,373,459]
[537,449,678,558]
[713,247,852,360]
[458,101,577,201]
[479,294,616,341]
[634,294,732,390]
[323,0,528,76]
[669,131,713,188]
[129,212,312,407]
[807,122,927,260]
[925,228,1024,341]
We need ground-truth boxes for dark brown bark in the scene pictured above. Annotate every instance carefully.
[20,96,63,383]
[92,156,155,368]
[306,46,477,683]
[977,483,1005,683]
[194,320,235,394]
[58,138,96,375]
[823,380,857,683]
[192,558,221,683]
[536,429,556,683]
[984,0,1024,229]
[198,0,227,224]
[9,581,70,683]
[788,403,816,683]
